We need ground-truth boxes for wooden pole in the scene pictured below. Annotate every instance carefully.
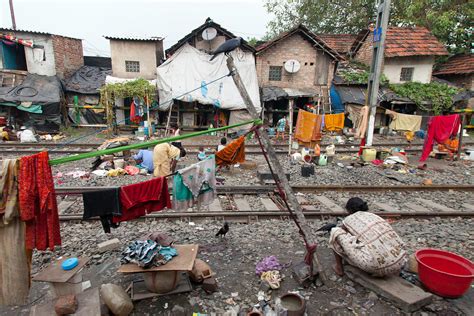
[226,56,326,283]
[457,113,464,160]
[288,99,294,155]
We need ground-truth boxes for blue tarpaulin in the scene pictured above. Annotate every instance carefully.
[330,85,345,113]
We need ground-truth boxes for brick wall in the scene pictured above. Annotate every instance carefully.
[354,36,373,66]
[52,35,84,79]
[256,33,334,91]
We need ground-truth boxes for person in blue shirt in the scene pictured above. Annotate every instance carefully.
[276,116,287,141]
[133,149,154,173]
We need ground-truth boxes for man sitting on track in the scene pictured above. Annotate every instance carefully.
[329,197,407,277]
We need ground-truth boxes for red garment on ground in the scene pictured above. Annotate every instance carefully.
[113,177,171,223]
[420,114,461,162]
[19,152,61,251]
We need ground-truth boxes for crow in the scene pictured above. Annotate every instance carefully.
[209,37,242,61]
[316,223,337,233]
[215,222,229,238]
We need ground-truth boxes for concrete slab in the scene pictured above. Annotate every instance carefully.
[208,199,223,212]
[405,202,430,213]
[416,198,457,212]
[314,196,345,213]
[260,198,280,211]
[301,205,318,211]
[373,202,402,213]
[462,203,474,212]
[58,200,75,215]
[296,196,309,204]
[233,198,251,212]
[345,265,433,313]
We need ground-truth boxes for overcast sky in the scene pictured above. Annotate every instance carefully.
[0,0,272,57]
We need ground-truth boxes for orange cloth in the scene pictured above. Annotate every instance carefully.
[294,110,322,143]
[215,136,246,166]
[324,113,345,131]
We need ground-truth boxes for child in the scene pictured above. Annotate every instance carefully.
[217,137,227,152]
[276,116,287,141]
[197,146,207,161]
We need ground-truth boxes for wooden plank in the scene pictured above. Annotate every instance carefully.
[208,199,223,212]
[118,244,198,273]
[345,266,433,313]
[260,198,280,211]
[373,202,402,213]
[416,198,457,212]
[315,196,345,213]
[33,257,90,283]
[234,198,251,212]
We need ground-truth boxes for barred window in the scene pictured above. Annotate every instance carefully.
[268,66,282,81]
[125,60,140,73]
[400,67,414,82]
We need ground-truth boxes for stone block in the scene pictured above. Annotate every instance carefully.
[98,238,121,253]
[54,294,78,315]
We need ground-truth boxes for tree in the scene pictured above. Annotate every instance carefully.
[264,0,473,53]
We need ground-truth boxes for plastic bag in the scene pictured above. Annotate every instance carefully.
[100,284,133,316]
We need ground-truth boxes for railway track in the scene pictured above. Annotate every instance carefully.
[3,141,473,155]
[55,185,474,222]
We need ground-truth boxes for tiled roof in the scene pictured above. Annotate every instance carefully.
[351,27,448,58]
[256,25,344,61]
[0,27,81,40]
[104,36,163,41]
[165,17,255,56]
[317,34,357,55]
[433,54,474,76]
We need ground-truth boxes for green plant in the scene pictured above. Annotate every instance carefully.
[339,70,388,85]
[100,78,155,98]
[389,82,459,115]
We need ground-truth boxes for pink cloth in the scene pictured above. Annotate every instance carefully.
[420,114,461,162]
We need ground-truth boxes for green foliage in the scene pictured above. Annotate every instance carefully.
[339,70,388,85]
[264,0,473,53]
[100,78,155,98]
[389,82,459,115]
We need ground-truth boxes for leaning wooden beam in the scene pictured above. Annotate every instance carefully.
[226,56,327,283]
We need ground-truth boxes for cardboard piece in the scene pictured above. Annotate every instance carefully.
[33,257,90,283]
[129,272,193,301]
[118,244,198,273]
[30,288,101,316]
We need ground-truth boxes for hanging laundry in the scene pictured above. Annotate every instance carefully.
[130,99,141,124]
[173,157,217,211]
[83,188,121,233]
[324,113,345,131]
[0,159,19,225]
[114,177,171,223]
[19,152,61,251]
[215,136,246,166]
[420,114,461,162]
[385,109,422,132]
[294,109,322,144]
[354,106,369,139]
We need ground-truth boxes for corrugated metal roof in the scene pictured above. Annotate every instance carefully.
[104,35,163,42]
[0,27,82,40]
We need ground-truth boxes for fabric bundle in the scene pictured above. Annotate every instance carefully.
[173,157,217,211]
[121,240,177,268]
[19,152,61,251]
[385,109,422,132]
[294,109,322,144]
[0,159,31,305]
[324,113,345,132]
[420,114,461,162]
[215,136,246,166]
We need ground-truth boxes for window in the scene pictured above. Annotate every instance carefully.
[268,66,282,81]
[400,67,414,82]
[125,60,140,73]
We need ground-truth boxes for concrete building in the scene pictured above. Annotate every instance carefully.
[255,24,343,124]
[105,36,164,80]
[0,28,83,79]
[350,27,447,84]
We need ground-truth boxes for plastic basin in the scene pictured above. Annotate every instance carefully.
[415,248,474,298]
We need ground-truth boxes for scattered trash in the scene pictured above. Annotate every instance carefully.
[256,256,282,276]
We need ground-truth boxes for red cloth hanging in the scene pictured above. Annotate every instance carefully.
[130,99,141,124]
[420,114,461,162]
[19,152,61,251]
[113,177,171,223]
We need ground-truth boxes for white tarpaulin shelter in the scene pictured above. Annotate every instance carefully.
[156,43,261,113]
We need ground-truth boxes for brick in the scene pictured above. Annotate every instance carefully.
[345,266,432,313]
[55,294,78,315]
[98,238,121,253]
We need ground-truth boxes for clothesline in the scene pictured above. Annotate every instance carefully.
[48,119,261,166]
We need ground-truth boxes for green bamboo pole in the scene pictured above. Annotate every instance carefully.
[49,119,262,166]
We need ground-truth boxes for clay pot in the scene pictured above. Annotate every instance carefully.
[280,293,306,316]
[143,271,180,294]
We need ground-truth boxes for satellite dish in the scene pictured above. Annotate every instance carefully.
[202,27,217,41]
[284,59,301,73]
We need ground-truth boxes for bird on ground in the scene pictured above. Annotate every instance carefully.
[315,223,337,233]
[215,222,229,238]
[209,37,242,61]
